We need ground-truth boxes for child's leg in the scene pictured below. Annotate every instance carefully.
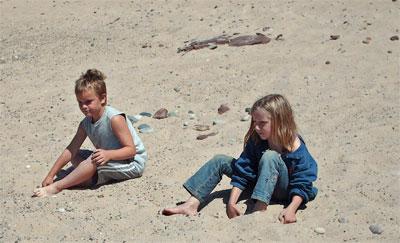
[33,157,97,197]
[162,154,234,216]
[251,150,289,212]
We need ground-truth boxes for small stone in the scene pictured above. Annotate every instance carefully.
[138,124,154,133]
[173,87,181,92]
[183,121,189,127]
[330,35,340,40]
[325,60,330,65]
[218,104,230,114]
[338,217,348,223]
[57,208,66,213]
[362,37,371,44]
[390,35,399,41]
[369,224,383,234]
[314,227,326,234]
[127,115,142,123]
[245,107,251,113]
[196,134,208,140]
[168,111,178,117]
[189,113,196,120]
[139,112,152,117]
[153,108,168,119]
[208,44,217,50]
[194,125,210,131]
[26,165,31,169]
[212,119,225,125]
[240,114,251,121]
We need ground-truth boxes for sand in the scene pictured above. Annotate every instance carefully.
[1,0,399,242]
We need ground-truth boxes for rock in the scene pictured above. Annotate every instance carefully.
[196,131,218,140]
[128,115,142,124]
[189,113,196,120]
[212,119,225,125]
[194,124,210,131]
[362,37,372,44]
[369,224,383,234]
[325,61,331,65]
[218,104,230,114]
[139,112,152,117]
[153,108,168,119]
[314,227,326,234]
[338,217,348,223]
[183,121,189,127]
[173,87,181,92]
[390,35,399,41]
[167,111,178,117]
[57,208,66,213]
[245,107,251,113]
[26,165,31,169]
[240,114,251,121]
[208,44,217,50]
[330,35,340,40]
[138,124,154,133]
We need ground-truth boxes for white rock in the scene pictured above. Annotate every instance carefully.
[314,227,326,234]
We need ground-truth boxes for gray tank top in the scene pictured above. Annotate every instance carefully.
[80,106,147,170]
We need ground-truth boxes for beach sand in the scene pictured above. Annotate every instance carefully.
[1,0,399,242]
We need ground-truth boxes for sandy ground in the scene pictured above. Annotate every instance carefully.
[1,0,399,242]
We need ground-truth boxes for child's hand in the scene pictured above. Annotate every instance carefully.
[226,204,241,219]
[91,149,111,166]
[41,176,54,187]
[278,208,297,224]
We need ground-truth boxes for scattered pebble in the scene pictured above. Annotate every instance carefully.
[26,165,31,169]
[240,114,251,121]
[338,217,348,223]
[212,119,225,125]
[196,131,218,140]
[362,37,372,44]
[153,108,168,119]
[194,124,210,131]
[139,112,152,117]
[138,124,154,133]
[369,224,384,234]
[57,208,66,213]
[168,111,178,117]
[245,107,251,113]
[390,35,399,41]
[325,61,331,65]
[314,227,326,234]
[183,121,189,127]
[189,113,196,120]
[208,44,217,50]
[217,104,230,114]
[173,87,181,92]
[330,35,340,40]
[127,115,142,124]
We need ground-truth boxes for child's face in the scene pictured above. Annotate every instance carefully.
[252,107,273,141]
[76,88,106,122]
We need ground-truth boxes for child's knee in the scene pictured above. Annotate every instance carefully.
[259,150,281,168]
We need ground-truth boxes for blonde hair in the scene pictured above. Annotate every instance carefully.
[244,94,298,151]
[75,69,107,99]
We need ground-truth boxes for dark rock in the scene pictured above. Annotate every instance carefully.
[390,35,399,41]
[330,35,340,40]
[218,104,230,114]
[153,108,168,119]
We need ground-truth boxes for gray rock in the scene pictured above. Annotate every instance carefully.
[138,124,154,133]
[338,217,348,223]
[173,87,181,92]
[218,104,230,114]
[369,224,383,234]
[127,115,142,123]
[245,107,251,113]
[139,112,152,117]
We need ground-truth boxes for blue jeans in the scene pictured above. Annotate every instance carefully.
[183,151,289,204]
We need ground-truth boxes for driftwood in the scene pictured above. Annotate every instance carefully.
[177,33,271,53]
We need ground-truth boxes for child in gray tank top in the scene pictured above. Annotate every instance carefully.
[33,69,147,197]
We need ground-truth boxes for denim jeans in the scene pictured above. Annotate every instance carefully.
[183,151,289,204]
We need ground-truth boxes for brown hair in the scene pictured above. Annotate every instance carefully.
[75,69,107,99]
[244,94,298,151]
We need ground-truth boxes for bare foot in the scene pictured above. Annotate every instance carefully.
[32,184,61,198]
[252,201,268,213]
[162,197,200,216]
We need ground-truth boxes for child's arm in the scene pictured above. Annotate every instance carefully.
[279,195,303,224]
[226,186,243,219]
[91,115,136,165]
[42,125,87,186]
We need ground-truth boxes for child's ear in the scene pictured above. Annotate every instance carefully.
[101,93,107,106]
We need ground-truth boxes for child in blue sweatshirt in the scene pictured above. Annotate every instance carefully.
[163,94,318,223]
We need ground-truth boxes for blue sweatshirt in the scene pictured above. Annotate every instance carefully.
[230,137,318,203]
